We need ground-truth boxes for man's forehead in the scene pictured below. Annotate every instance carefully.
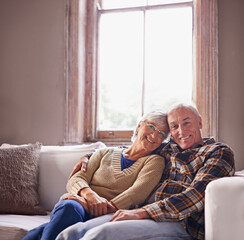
[168,108,195,123]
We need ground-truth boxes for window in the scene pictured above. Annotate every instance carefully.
[65,0,218,144]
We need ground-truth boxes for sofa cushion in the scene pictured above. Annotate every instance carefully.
[39,142,106,211]
[0,143,46,215]
[205,175,244,240]
[234,170,244,177]
[0,214,50,240]
[0,142,106,240]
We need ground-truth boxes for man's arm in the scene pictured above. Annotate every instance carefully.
[110,145,234,223]
[68,153,92,179]
[110,208,151,222]
[143,145,235,222]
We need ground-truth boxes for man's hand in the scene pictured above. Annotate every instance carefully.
[68,155,89,179]
[110,208,151,222]
[80,188,115,217]
[61,193,89,212]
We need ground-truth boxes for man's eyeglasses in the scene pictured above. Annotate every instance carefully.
[142,121,166,139]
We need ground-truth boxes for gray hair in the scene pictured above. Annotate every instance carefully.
[166,103,201,120]
[131,110,170,142]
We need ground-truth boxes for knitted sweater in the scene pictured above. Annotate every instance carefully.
[67,147,165,209]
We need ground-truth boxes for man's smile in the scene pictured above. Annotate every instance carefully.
[180,135,191,141]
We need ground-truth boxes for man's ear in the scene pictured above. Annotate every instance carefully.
[199,117,203,129]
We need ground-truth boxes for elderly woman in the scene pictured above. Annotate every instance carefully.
[23,110,169,240]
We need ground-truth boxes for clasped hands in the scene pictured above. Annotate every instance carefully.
[61,188,116,217]
[64,155,150,221]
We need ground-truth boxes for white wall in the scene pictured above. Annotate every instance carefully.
[0,0,243,170]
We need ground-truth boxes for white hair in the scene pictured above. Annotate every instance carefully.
[167,103,201,120]
[131,110,170,142]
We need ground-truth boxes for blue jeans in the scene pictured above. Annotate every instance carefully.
[23,200,90,240]
[57,213,194,240]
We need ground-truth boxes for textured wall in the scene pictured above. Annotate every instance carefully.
[0,0,66,145]
[0,0,243,170]
[218,0,244,171]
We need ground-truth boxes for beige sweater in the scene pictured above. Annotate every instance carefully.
[67,147,165,209]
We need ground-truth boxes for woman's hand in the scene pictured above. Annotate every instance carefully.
[107,201,117,214]
[61,193,89,212]
[68,155,89,179]
[80,188,115,217]
[110,208,151,222]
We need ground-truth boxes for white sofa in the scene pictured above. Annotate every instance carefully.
[205,170,244,240]
[0,142,106,240]
[0,142,243,240]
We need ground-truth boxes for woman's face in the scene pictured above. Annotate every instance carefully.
[135,120,167,152]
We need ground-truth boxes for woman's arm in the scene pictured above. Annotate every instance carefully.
[67,150,103,194]
[79,187,116,216]
[67,149,114,216]
[61,192,117,216]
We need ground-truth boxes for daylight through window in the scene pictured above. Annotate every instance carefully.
[64,0,218,144]
[97,0,193,132]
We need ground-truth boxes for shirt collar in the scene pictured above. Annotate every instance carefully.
[167,137,216,152]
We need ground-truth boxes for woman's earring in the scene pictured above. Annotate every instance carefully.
[135,129,138,136]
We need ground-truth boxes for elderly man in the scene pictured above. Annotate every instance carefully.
[57,103,234,240]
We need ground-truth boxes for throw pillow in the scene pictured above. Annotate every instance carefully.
[0,143,46,214]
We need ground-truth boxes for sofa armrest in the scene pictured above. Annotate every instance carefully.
[205,174,244,240]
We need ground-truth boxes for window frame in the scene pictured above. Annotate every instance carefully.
[64,0,218,144]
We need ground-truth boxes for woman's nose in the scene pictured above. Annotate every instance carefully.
[151,130,159,138]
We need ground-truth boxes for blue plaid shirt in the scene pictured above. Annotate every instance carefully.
[143,138,235,240]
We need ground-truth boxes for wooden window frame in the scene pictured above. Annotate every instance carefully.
[64,0,218,144]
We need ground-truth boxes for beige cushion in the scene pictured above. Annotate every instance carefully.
[0,143,46,214]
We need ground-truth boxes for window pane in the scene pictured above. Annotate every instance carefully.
[98,12,143,130]
[144,7,192,113]
[101,0,146,10]
[148,0,192,6]
[100,0,192,9]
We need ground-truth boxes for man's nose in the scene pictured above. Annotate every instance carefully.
[177,124,185,135]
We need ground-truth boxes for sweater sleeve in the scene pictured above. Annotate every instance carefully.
[111,155,165,209]
[66,149,105,195]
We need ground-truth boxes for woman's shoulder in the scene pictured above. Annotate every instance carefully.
[135,154,165,173]
[142,154,165,164]
[95,146,123,155]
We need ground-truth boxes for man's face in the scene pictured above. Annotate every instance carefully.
[167,107,203,150]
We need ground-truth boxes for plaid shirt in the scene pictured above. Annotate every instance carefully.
[143,138,235,240]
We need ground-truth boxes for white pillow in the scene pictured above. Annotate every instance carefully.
[39,142,106,211]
